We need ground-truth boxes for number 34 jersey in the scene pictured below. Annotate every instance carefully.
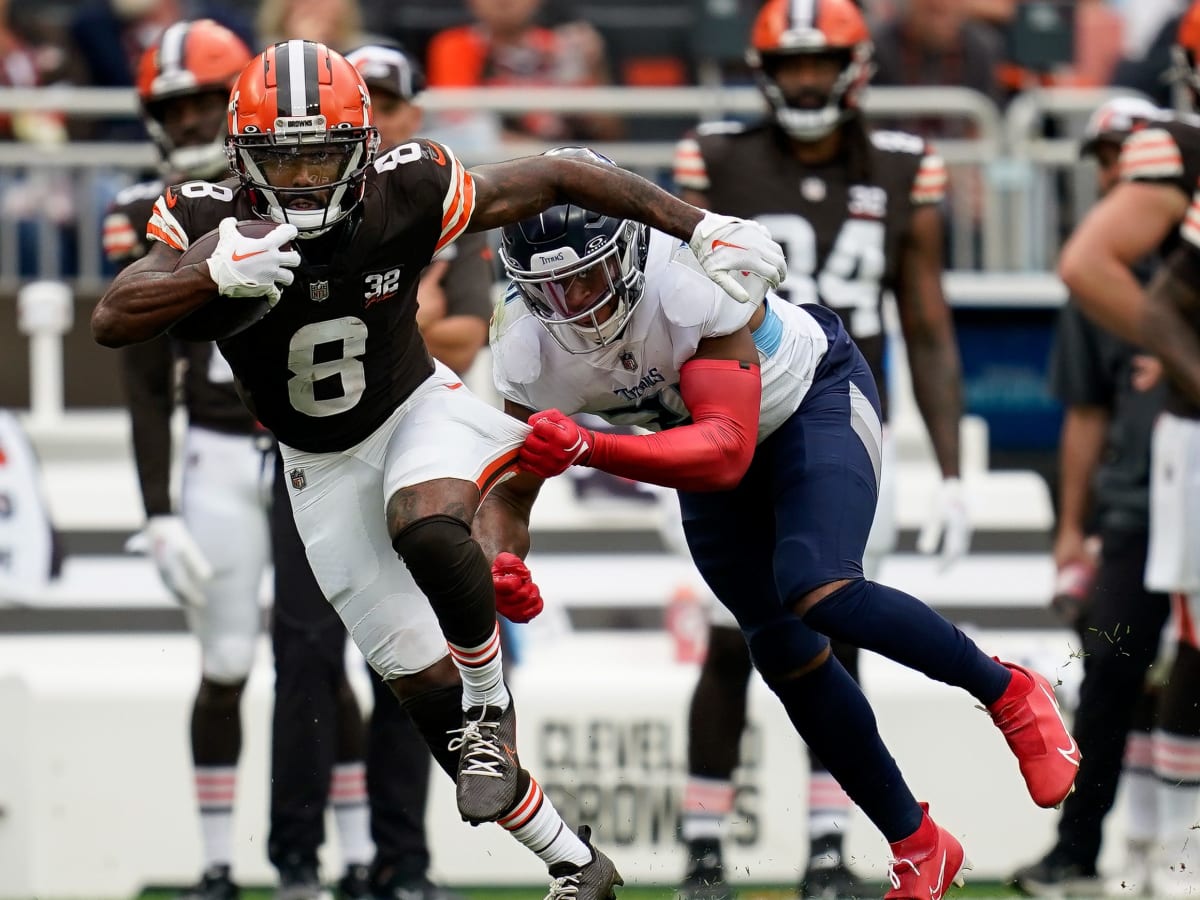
[145,139,474,453]
[674,121,946,416]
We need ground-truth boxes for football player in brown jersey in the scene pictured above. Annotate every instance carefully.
[110,22,381,900]
[1059,5,1200,894]
[670,0,966,896]
[92,38,786,900]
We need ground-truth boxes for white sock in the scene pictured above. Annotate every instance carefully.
[447,622,510,711]
[330,762,373,867]
[680,776,735,843]
[808,770,853,845]
[499,778,590,868]
[195,765,236,869]
[1123,731,1158,844]
[1153,729,1200,845]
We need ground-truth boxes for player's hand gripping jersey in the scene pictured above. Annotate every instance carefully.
[492,227,830,439]
[673,123,945,416]
[145,138,472,452]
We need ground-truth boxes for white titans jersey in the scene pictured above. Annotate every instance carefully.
[492,228,830,442]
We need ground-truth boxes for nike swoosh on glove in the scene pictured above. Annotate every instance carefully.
[915,477,972,569]
[519,409,594,478]
[491,552,544,623]
[688,211,787,305]
[206,217,301,305]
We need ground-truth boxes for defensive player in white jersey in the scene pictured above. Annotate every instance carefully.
[93,39,787,900]
[475,172,1081,900]
[670,0,966,893]
[1059,4,1200,893]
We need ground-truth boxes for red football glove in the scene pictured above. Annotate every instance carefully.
[491,552,544,623]
[519,409,595,478]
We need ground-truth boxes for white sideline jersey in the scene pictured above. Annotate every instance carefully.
[492,228,830,440]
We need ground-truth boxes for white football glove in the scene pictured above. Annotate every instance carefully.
[688,211,787,305]
[139,515,213,608]
[915,477,972,569]
[205,217,300,306]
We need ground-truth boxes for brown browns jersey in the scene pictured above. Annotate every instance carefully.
[673,120,946,417]
[145,138,475,453]
[1119,115,1200,418]
[104,177,260,517]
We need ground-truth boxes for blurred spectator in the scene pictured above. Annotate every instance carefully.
[871,0,1001,267]
[425,0,623,144]
[68,0,254,94]
[1117,0,1186,70]
[257,0,385,52]
[871,0,1005,119]
[989,0,1123,93]
[1112,9,1184,107]
[1,0,73,277]
[0,0,66,143]
[357,0,579,74]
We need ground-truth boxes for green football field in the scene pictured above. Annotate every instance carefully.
[138,883,1030,900]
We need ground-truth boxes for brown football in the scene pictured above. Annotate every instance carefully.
[169,219,296,342]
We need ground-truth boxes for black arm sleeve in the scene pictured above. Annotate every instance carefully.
[120,337,176,518]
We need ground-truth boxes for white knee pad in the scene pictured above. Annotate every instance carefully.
[200,633,258,683]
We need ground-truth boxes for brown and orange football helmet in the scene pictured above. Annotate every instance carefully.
[746,0,873,140]
[136,19,251,178]
[227,40,380,234]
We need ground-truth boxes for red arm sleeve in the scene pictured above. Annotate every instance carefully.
[585,358,761,491]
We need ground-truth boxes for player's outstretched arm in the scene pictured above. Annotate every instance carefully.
[467,156,785,304]
[900,205,972,565]
[1059,181,1185,342]
[1143,248,1200,406]
[518,330,762,492]
[898,205,962,481]
[93,241,214,346]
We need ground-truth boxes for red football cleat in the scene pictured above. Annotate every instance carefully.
[884,803,968,900]
[987,660,1081,808]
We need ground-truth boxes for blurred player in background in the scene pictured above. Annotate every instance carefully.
[343,43,491,900]
[93,37,788,900]
[670,0,966,895]
[106,23,374,900]
[1011,96,1171,898]
[478,161,1080,900]
[1059,7,1200,892]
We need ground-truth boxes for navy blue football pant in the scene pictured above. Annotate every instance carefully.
[679,306,1007,840]
[678,304,881,646]
[682,304,1009,702]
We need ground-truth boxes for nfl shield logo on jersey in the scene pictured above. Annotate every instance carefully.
[309,280,330,302]
[619,350,638,372]
[289,468,307,491]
